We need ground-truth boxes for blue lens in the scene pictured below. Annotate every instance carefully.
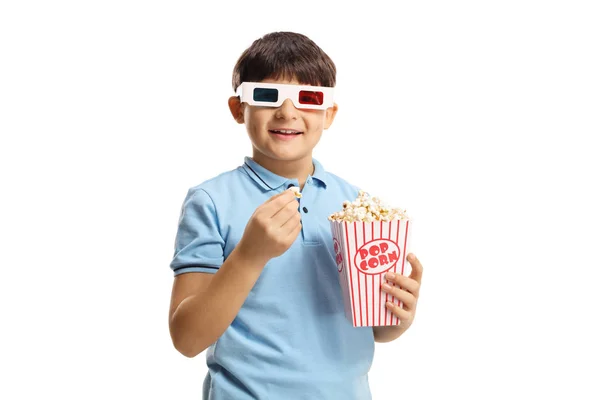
[253,88,278,102]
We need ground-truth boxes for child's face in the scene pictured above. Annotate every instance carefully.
[228,77,338,165]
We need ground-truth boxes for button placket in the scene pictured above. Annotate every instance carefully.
[298,183,320,245]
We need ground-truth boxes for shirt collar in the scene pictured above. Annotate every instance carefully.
[242,156,328,191]
[311,158,328,188]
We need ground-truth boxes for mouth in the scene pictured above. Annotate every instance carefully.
[269,129,304,137]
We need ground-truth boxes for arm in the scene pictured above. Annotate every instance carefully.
[168,189,302,358]
[169,246,265,358]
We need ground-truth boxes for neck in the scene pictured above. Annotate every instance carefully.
[251,151,314,190]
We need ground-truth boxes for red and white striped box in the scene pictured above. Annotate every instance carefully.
[330,219,411,327]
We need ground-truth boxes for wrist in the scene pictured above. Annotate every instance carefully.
[233,243,270,269]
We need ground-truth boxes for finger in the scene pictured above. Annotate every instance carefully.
[284,219,302,242]
[385,301,411,321]
[407,253,423,283]
[265,192,297,218]
[391,289,417,310]
[255,190,293,218]
[272,198,301,225]
[387,274,420,297]
[381,283,417,310]
[265,189,295,205]
[280,210,302,233]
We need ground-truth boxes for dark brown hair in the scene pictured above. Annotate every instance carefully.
[232,31,336,92]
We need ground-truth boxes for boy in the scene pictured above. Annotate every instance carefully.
[168,31,423,400]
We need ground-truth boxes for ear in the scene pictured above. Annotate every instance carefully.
[323,102,339,130]
[228,96,245,124]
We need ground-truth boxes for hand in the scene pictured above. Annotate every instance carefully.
[380,253,423,331]
[237,189,302,265]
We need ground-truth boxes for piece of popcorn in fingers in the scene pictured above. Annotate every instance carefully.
[288,186,302,198]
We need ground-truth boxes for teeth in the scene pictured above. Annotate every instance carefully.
[271,129,300,134]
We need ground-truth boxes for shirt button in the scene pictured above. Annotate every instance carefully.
[302,207,308,213]
[287,183,295,189]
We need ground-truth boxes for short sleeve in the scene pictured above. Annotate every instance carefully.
[169,188,225,276]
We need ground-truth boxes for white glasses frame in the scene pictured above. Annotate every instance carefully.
[235,82,335,110]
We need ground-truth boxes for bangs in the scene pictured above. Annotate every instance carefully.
[239,56,334,88]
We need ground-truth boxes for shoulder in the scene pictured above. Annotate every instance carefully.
[176,168,246,229]
[184,166,247,203]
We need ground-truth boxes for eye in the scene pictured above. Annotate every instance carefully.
[298,90,324,105]
[253,88,278,103]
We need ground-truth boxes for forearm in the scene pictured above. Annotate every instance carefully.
[170,247,265,357]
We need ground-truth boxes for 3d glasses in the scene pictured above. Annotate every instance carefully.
[235,82,334,110]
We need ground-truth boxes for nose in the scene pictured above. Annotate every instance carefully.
[275,98,298,119]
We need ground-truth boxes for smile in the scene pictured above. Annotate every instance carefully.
[268,129,303,135]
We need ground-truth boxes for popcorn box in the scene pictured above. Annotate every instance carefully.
[330,219,411,327]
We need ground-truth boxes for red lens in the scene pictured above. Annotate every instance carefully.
[298,90,324,105]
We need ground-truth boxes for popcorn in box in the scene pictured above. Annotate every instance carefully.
[329,191,411,327]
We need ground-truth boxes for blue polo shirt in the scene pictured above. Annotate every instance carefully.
[170,156,374,400]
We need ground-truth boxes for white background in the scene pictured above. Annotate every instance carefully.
[1,1,599,399]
